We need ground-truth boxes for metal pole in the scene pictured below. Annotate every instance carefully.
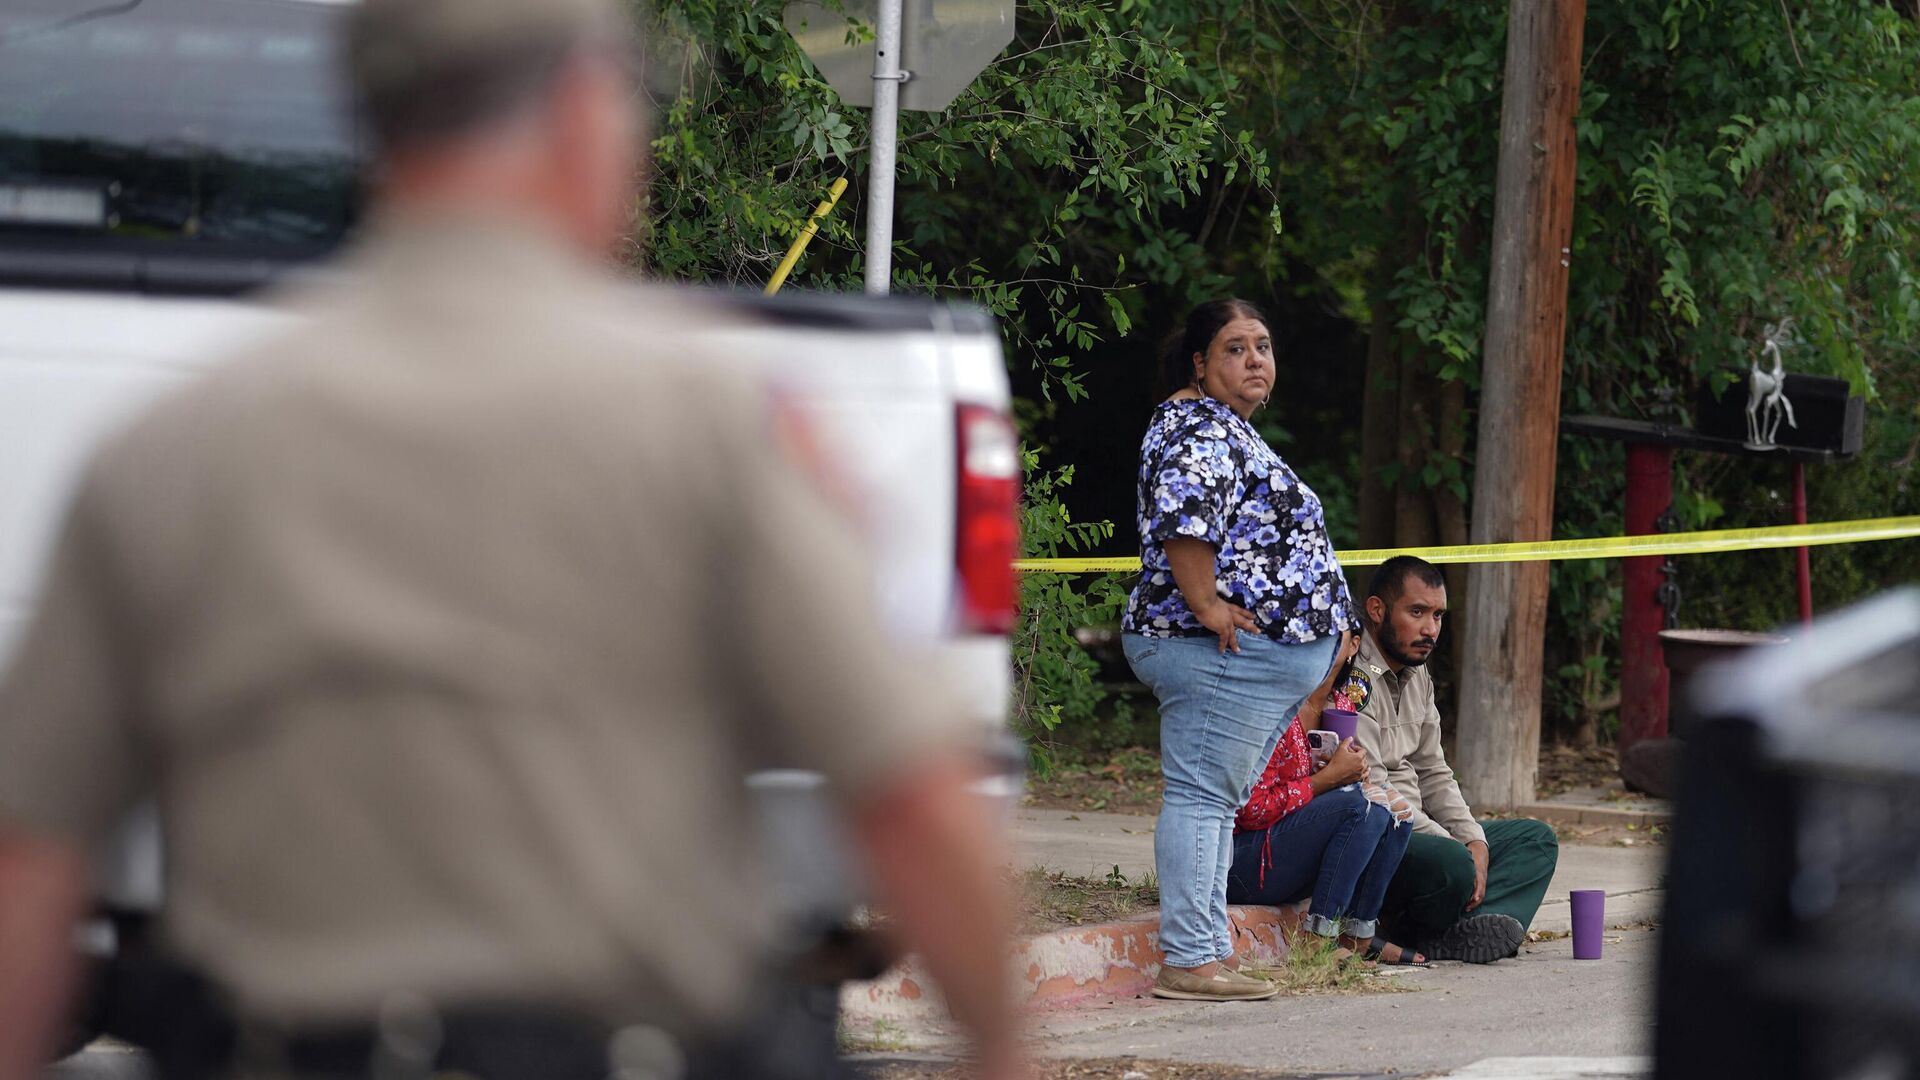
[862,0,905,296]
[1793,462,1812,624]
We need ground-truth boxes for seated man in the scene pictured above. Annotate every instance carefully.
[1347,555,1559,963]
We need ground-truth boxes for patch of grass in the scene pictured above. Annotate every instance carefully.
[837,1017,910,1054]
[1243,934,1415,996]
[1017,865,1160,934]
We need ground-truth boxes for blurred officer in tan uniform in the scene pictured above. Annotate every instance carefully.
[0,0,1024,1077]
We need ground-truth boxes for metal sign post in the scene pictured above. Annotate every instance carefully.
[863,0,905,295]
[785,0,1015,295]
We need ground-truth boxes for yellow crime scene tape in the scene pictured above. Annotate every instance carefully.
[1012,515,1920,573]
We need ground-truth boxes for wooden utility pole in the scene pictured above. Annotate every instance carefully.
[1455,0,1586,809]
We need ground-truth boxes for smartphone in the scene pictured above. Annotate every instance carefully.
[1306,729,1342,767]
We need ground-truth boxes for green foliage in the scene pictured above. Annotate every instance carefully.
[641,0,1275,398]
[1552,0,1920,726]
[1259,0,1920,736]
[1010,448,1130,769]
[635,0,1920,754]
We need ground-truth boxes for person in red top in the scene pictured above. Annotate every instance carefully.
[1225,636,1425,964]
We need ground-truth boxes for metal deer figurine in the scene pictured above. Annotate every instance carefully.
[1745,318,1798,450]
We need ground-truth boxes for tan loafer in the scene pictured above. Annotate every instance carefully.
[1216,965,1276,988]
[1151,966,1278,1002]
[1230,952,1281,977]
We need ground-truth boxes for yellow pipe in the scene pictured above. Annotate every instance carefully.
[765,177,849,295]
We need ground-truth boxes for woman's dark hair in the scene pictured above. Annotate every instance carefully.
[1156,298,1270,397]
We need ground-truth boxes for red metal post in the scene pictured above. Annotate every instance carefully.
[1620,443,1673,751]
[1793,462,1812,625]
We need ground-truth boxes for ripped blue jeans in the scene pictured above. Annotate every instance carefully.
[1227,785,1413,940]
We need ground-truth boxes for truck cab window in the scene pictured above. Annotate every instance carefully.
[0,0,361,283]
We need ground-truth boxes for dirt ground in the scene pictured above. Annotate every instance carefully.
[1026,742,1642,826]
[1016,867,1159,935]
[1533,743,1624,796]
[1023,746,1165,815]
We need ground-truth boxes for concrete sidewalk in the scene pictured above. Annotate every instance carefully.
[1011,807,1666,933]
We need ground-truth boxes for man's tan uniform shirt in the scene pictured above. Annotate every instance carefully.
[0,217,971,1034]
[1349,631,1486,846]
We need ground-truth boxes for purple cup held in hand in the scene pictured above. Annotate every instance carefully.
[1319,708,1359,744]
[1571,889,1606,959]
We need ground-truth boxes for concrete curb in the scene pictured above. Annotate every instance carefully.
[1516,801,1670,829]
[1436,1057,1650,1078]
[841,902,1308,1024]
[1530,886,1664,936]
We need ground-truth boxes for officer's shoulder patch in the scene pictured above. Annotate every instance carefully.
[1339,668,1372,712]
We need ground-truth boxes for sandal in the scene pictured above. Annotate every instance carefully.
[1359,938,1432,966]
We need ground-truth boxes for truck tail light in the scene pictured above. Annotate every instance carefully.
[955,404,1020,634]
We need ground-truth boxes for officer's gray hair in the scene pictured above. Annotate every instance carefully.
[352,35,577,152]
[344,0,634,154]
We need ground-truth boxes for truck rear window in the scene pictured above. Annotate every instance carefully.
[0,0,360,256]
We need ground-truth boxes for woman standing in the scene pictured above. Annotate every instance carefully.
[1122,299,1357,1002]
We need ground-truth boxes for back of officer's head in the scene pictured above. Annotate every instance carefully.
[345,0,642,254]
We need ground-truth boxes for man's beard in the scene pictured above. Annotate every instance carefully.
[1379,623,1438,668]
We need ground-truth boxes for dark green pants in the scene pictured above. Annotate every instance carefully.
[1377,818,1559,946]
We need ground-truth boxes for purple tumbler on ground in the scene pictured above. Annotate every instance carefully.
[1570,889,1606,959]
[1319,708,1359,744]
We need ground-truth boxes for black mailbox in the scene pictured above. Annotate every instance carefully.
[1694,371,1864,457]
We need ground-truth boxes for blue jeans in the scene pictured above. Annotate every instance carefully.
[1123,631,1340,968]
[1225,785,1413,939]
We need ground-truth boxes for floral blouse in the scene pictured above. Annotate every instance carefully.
[1121,397,1355,644]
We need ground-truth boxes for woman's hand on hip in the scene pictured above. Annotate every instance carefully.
[1192,596,1259,653]
[1161,538,1253,652]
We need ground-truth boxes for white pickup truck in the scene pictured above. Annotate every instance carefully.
[0,0,1020,1050]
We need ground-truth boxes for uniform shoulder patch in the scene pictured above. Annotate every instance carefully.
[1338,667,1372,712]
